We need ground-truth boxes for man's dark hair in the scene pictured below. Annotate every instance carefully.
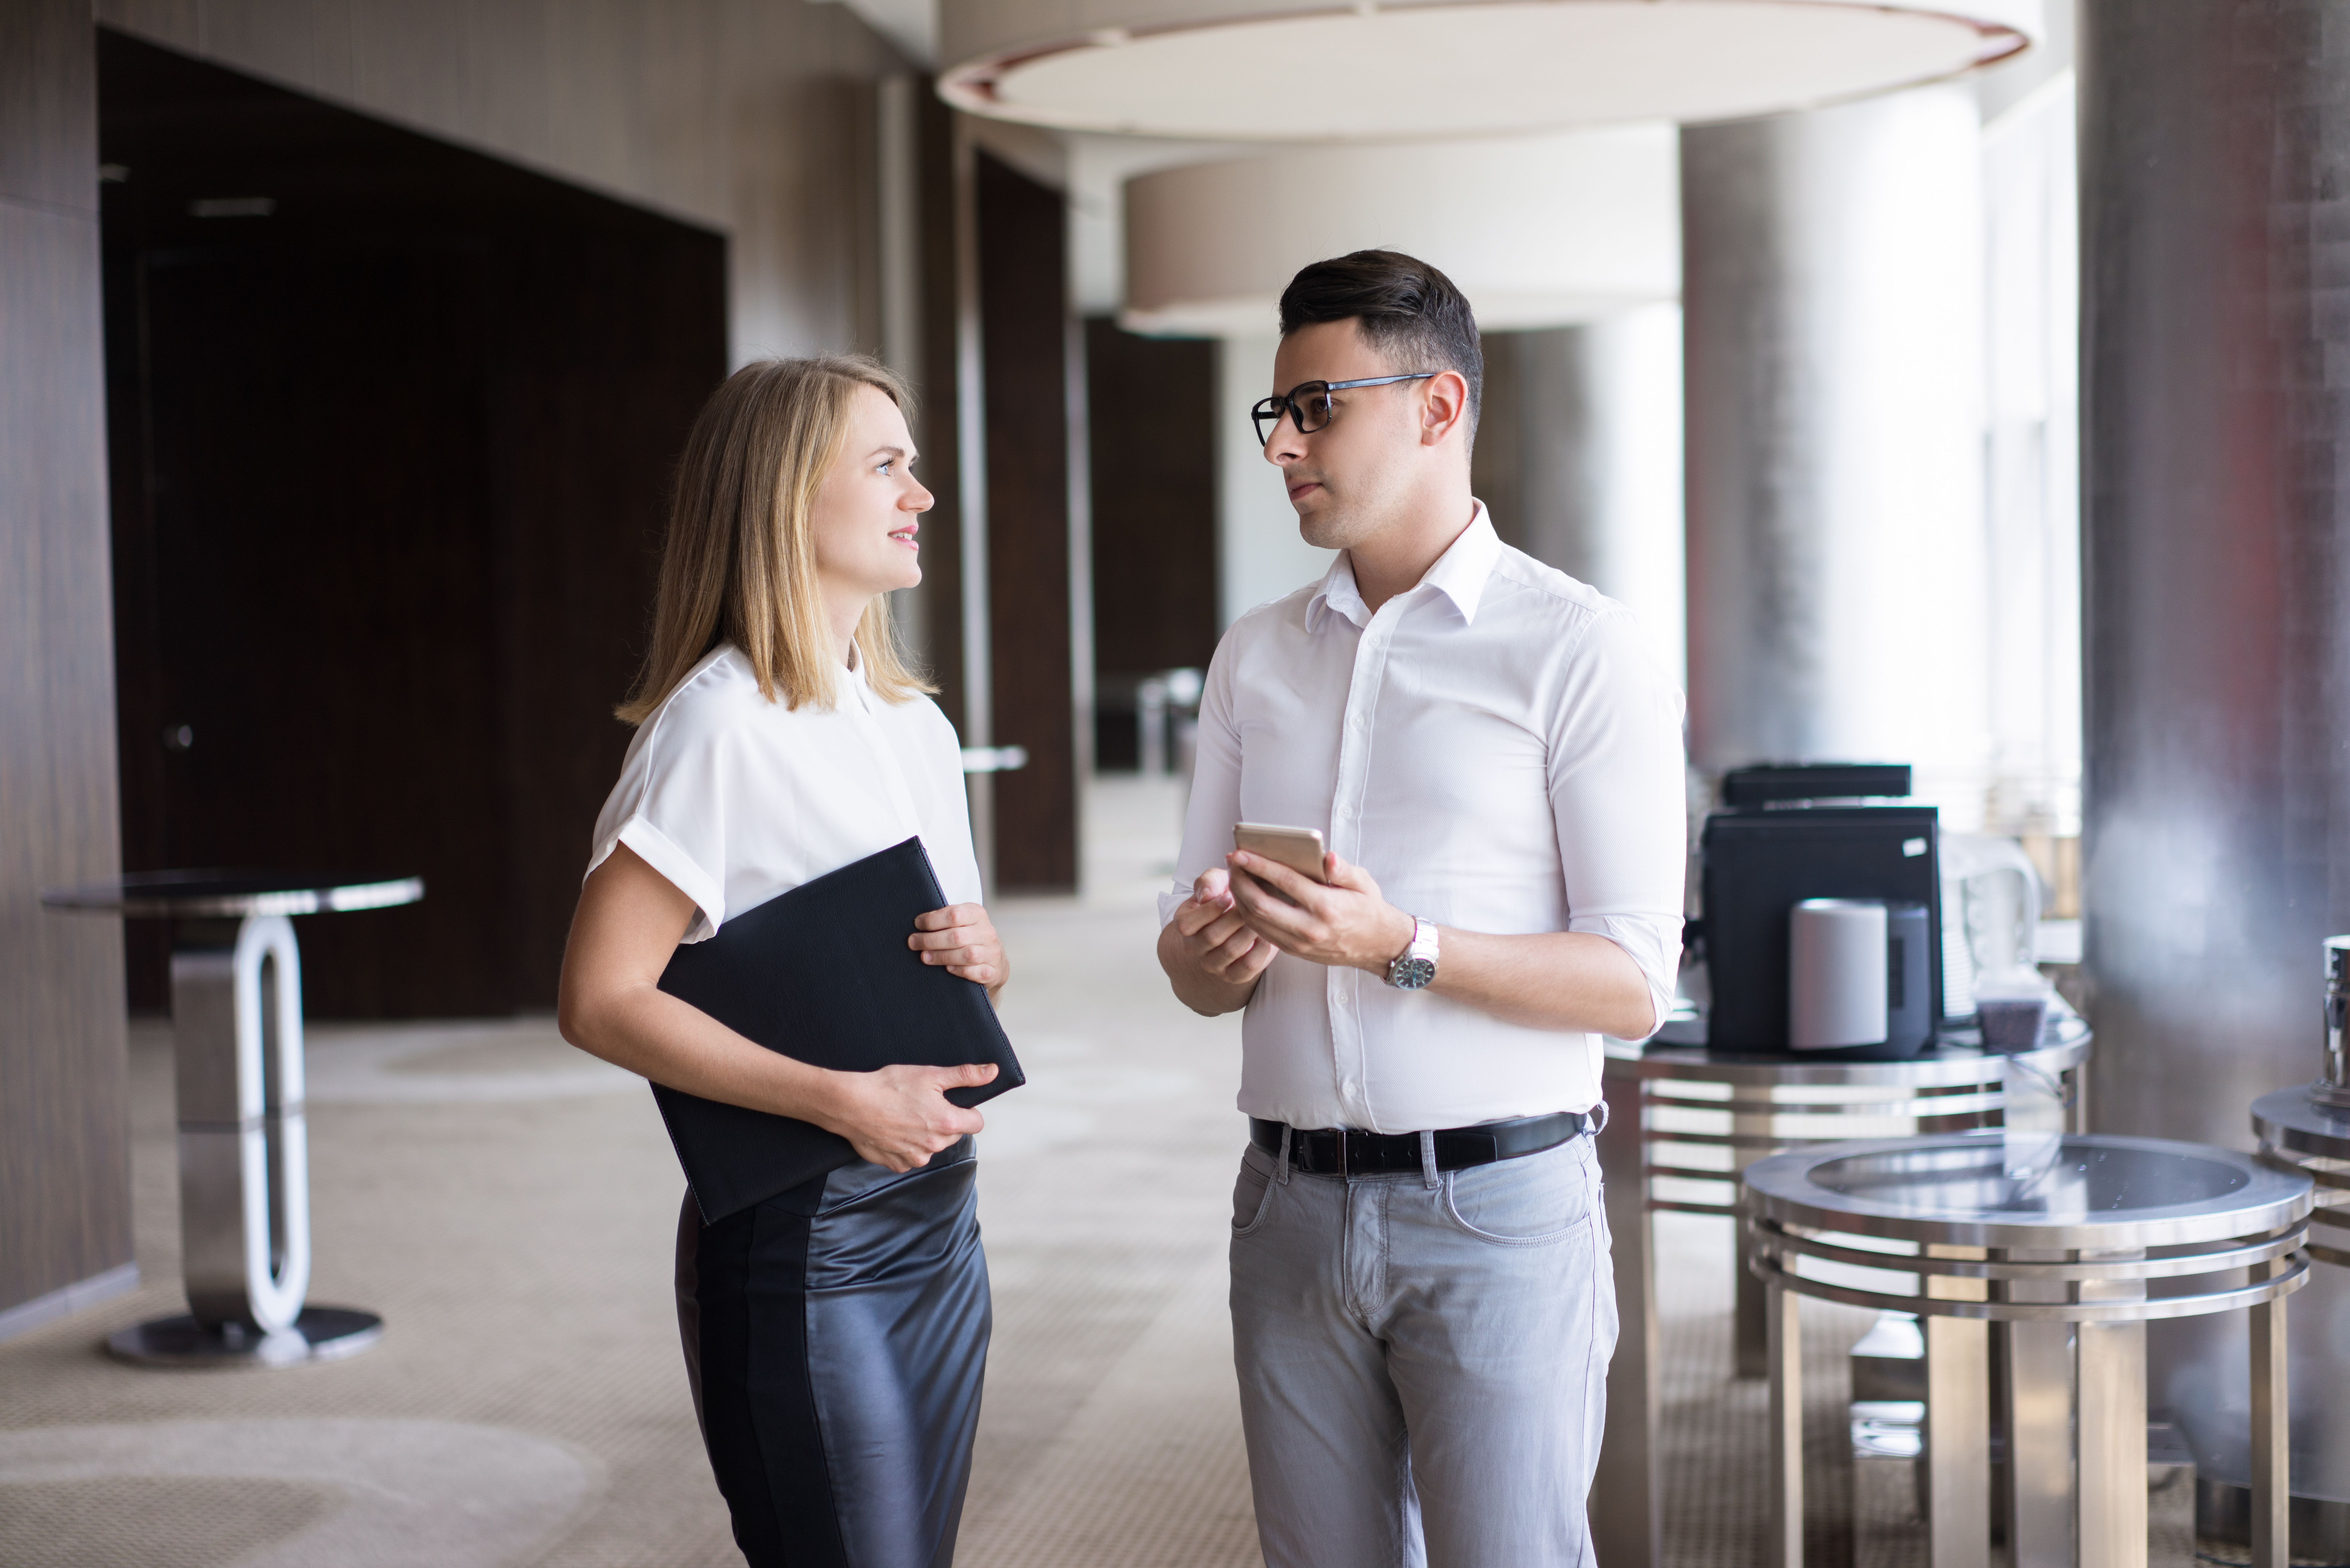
[1277,249,1482,441]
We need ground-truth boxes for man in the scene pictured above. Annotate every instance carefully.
[1156,250,1687,1567]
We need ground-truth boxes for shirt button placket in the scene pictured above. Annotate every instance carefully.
[1329,618,1387,1125]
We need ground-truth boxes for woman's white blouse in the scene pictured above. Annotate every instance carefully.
[588,645,981,941]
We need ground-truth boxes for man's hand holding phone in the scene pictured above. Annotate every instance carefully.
[1227,842,1416,977]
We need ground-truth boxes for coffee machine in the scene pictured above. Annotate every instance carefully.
[1698,763,1944,1057]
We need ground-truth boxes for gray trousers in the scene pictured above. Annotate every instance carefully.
[1228,1132,1616,1568]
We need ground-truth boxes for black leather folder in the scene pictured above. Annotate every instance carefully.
[652,836,1023,1222]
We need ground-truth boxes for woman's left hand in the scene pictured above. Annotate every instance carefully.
[910,903,1009,998]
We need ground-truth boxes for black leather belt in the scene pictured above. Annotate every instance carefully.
[1249,1111,1590,1177]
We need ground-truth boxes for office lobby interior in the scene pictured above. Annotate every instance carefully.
[5,1,2349,1565]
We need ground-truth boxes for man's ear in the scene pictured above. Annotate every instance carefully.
[1420,369,1470,448]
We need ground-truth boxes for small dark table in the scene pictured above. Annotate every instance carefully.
[44,870,423,1367]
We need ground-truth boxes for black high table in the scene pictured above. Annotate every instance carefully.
[44,870,423,1367]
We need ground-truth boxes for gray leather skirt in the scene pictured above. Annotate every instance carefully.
[677,1137,989,1568]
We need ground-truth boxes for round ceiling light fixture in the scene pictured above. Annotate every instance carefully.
[1122,124,1678,336]
[940,0,2038,141]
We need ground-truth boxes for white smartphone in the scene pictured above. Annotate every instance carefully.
[1233,822,1330,886]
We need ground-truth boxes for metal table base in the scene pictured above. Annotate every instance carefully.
[1592,1024,2090,1565]
[44,871,421,1368]
[1746,1133,2313,1568]
[107,1305,384,1367]
[2235,1084,2350,1558]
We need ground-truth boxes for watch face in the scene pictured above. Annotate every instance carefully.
[1390,956,1436,990]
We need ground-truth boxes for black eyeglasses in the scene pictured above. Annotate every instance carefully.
[1251,373,1437,445]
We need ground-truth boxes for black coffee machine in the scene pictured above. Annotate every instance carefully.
[1698,764,1943,1059]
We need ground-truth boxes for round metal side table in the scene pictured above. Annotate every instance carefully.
[1589,1020,2090,1566]
[44,870,423,1367]
[2255,1086,2350,1268]
[2234,1086,2350,1561]
[1745,1133,2312,1568]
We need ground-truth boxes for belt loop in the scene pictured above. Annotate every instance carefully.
[1276,1123,1294,1186]
[1589,1100,1611,1136]
[1419,1129,1440,1190]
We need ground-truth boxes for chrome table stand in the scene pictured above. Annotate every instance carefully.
[44,871,422,1367]
[1744,1132,2312,1568]
[2238,1085,2350,1558]
[1590,1020,2090,1566]
[2256,1085,2350,1269]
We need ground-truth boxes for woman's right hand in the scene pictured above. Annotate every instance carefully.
[820,1061,998,1172]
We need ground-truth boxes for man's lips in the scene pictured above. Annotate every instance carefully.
[1287,480,1324,501]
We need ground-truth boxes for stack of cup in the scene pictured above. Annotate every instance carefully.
[1975,971,2052,1051]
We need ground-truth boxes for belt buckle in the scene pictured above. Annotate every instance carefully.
[1334,1127,1349,1177]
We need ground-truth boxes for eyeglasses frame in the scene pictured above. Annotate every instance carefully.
[1251,372,1439,446]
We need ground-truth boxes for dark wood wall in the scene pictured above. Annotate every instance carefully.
[101,31,726,1016]
[976,152,1079,891]
[1085,318,1219,675]
[0,2,136,1320]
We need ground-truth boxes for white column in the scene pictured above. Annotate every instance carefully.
[1682,85,1990,825]
[1507,305,1686,685]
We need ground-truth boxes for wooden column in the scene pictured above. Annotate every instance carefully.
[0,1,136,1330]
[974,150,1080,891]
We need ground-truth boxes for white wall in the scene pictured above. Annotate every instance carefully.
[1215,336,1336,627]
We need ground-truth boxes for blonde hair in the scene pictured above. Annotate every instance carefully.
[618,355,934,724]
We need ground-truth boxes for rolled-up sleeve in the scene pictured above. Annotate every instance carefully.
[587,705,732,944]
[1548,608,1689,1038]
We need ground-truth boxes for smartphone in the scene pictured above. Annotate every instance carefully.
[1233,823,1330,886]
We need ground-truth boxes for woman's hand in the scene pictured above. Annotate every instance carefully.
[818,1061,997,1172]
[910,903,1009,998]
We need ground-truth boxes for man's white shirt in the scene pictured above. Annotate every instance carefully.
[1161,505,1687,1132]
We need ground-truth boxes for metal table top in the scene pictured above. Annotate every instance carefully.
[1608,1013,2091,1089]
[42,870,425,920]
[1744,1132,2312,1253]
[2252,1085,2350,1164]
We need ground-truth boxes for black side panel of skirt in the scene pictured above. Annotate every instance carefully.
[692,1175,849,1568]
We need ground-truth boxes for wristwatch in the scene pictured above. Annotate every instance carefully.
[1386,916,1439,990]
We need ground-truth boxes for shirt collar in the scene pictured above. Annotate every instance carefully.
[1307,501,1503,632]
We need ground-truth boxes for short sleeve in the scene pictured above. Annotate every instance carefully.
[587,701,732,943]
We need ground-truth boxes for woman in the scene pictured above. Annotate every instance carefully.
[558,355,1006,1568]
